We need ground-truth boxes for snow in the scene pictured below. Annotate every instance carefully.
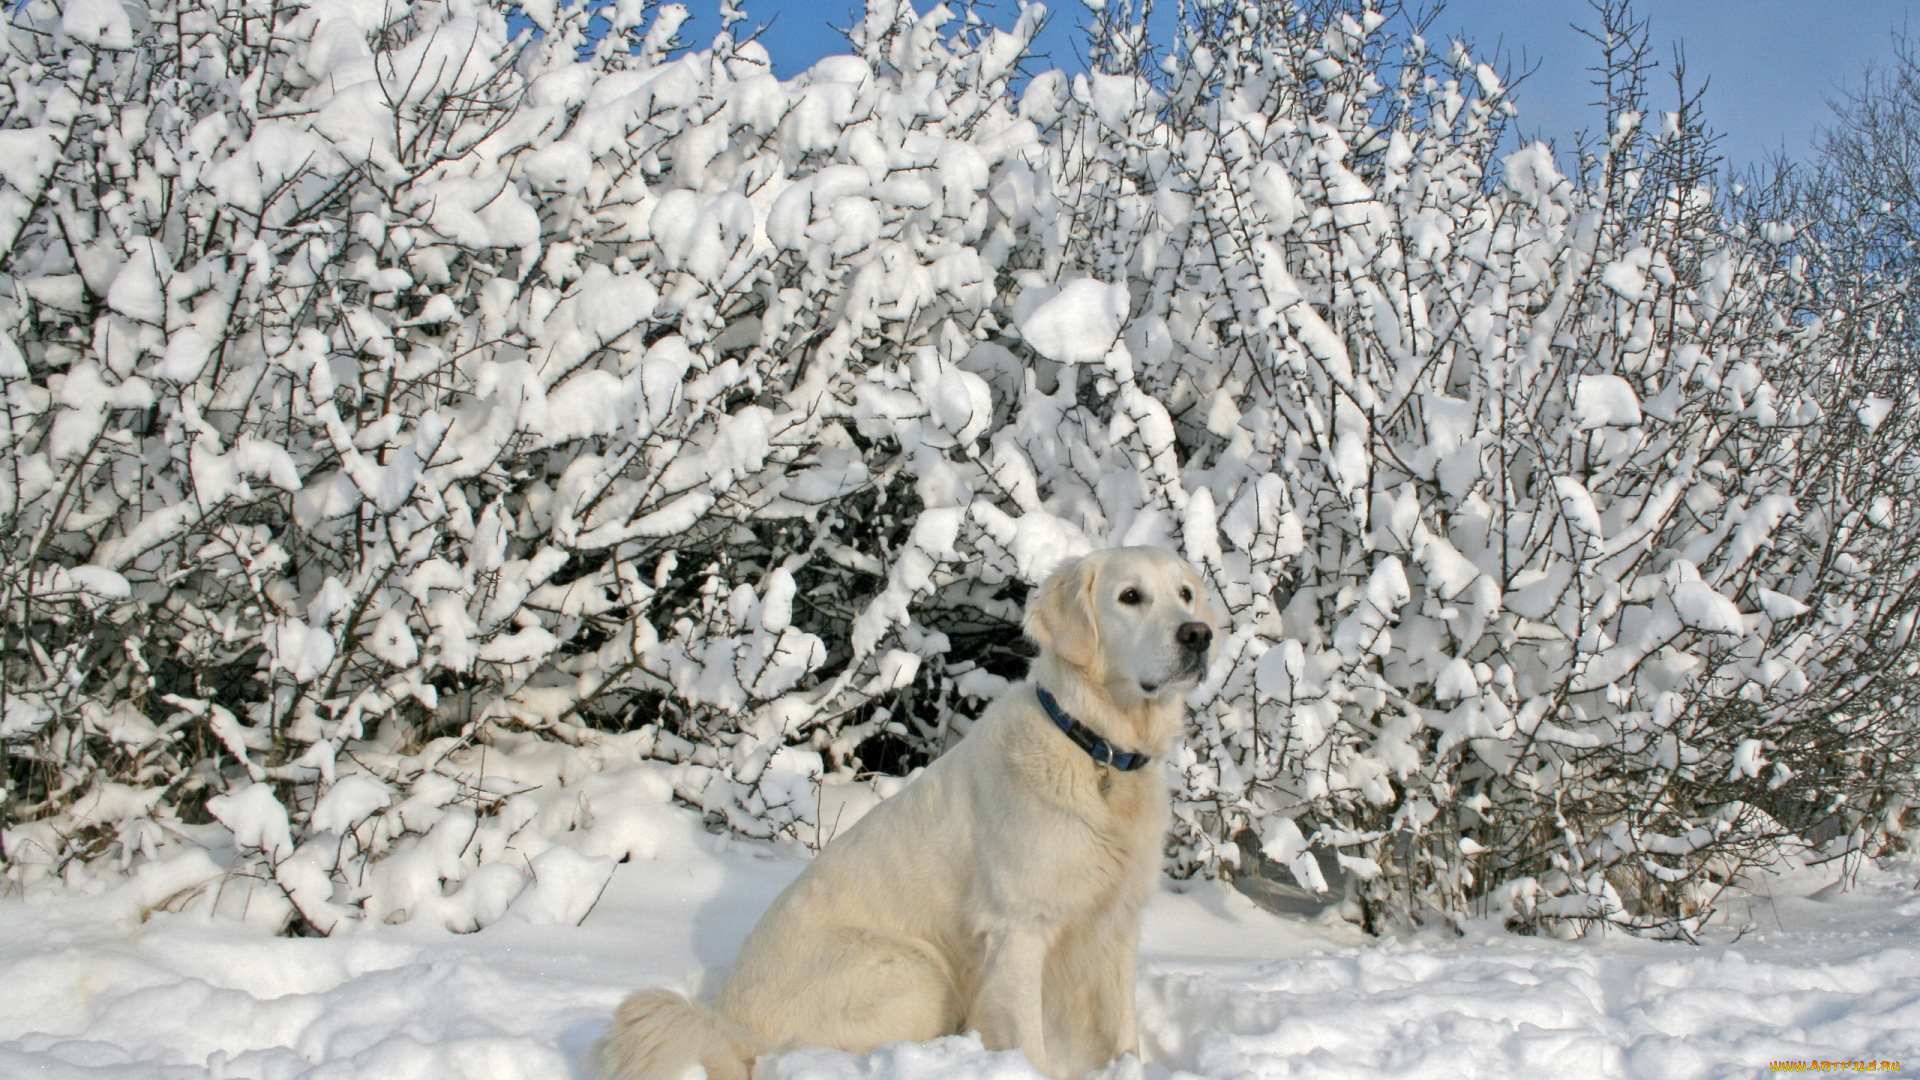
[409,176,542,251]
[152,328,215,383]
[62,565,132,600]
[0,696,54,740]
[264,617,338,684]
[106,239,170,324]
[0,333,23,379]
[308,776,393,835]
[1257,817,1328,894]
[0,127,61,198]
[1573,374,1643,429]
[922,365,994,448]
[1017,278,1130,364]
[1671,577,1748,636]
[205,783,295,863]
[1729,739,1769,780]
[1600,248,1654,301]
[2,793,1915,1079]
[477,625,561,664]
[60,0,134,48]
[507,847,617,927]
[1857,396,1894,432]
[1758,588,1811,621]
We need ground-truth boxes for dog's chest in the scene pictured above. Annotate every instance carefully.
[1072,769,1168,870]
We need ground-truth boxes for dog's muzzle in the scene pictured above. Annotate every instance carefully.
[1149,621,1213,690]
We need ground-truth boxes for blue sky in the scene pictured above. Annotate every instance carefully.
[1438,0,1920,168]
[687,0,1920,169]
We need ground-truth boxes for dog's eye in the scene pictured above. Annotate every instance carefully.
[1180,586,1193,603]
[1118,587,1143,606]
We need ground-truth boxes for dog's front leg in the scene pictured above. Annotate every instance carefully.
[1041,910,1140,1075]
[972,922,1056,1075]
[1085,923,1139,1062]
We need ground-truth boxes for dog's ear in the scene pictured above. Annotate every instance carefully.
[1191,570,1223,630]
[1025,555,1100,669]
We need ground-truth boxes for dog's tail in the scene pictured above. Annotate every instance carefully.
[599,987,768,1080]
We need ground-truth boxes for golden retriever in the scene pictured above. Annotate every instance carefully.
[600,546,1217,1080]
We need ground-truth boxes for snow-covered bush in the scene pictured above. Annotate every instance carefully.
[0,0,1060,930]
[1104,2,1920,934]
[1730,30,1920,867]
[1,0,1913,936]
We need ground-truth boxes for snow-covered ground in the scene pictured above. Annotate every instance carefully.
[2,791,1916,1080]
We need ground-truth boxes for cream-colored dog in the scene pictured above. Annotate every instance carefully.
[600,546,1216,1080]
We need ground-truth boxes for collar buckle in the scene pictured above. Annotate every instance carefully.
[1034,686,1150,773]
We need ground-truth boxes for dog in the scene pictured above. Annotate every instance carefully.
[600,546,1217,1080]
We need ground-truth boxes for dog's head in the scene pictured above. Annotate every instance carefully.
[1024,547,1218,700]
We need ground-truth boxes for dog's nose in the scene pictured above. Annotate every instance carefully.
[1177,622,1213,654]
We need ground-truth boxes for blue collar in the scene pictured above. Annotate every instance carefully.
[1035,686,1151,772]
